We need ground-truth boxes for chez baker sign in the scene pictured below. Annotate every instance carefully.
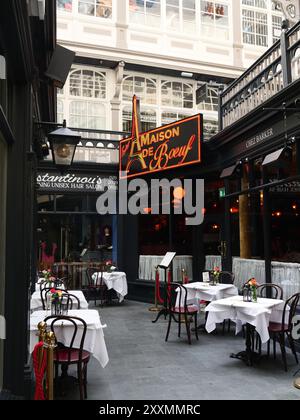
[119,96,202,179]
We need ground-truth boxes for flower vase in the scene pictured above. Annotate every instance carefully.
[251,287,257,303]
[51,299,62,316]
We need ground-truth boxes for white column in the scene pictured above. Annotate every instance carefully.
[110,61,125,132]
[115,0,128,50]
[232,1,243,68]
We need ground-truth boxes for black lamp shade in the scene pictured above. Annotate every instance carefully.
[47,126,81,169]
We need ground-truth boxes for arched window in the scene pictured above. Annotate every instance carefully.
[161,81,194,109]
[78,0,112,18]
[122,76,157,104]
[69,69,106,99]
[129,0,161,27]
[123,106,157,133]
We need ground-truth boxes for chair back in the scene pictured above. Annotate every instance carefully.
[219,271,235,284]
[167,282,188,314]
[61,292,81,310]
[257,283,283,299]
[44,315,87,365]
[86,265,106,288]
[283,292,300,332]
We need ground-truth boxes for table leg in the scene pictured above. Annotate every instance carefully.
[230,324,260,366]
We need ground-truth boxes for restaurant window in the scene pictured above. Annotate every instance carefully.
[69,69,106,99]
[129,0,161,27]
[57,0,73,12]
[78,0,112,18]
[122,75,157,104]
[200,1,229,40]
[161,81,194,109]
[123,106,157,132]
[166,0,196,33]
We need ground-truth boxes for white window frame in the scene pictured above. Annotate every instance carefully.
[57,66,109,136]
[57,0,115,21]
[165,0,197,34]
[200,0,230,40]
[241,0,283,48]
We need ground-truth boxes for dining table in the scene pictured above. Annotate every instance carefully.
[205,295,288,366]
[29,309,109,368]
[31,290,89,311]
[92,271,128,302]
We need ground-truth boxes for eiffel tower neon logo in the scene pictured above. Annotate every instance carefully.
[120,95,147,175]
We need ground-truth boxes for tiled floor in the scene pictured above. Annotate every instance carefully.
[65,300,300,400]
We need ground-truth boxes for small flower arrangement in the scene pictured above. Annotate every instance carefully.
[50,288,63,302]
[243,278,259,302]
[211,267,221,285]
[42,269,56,283]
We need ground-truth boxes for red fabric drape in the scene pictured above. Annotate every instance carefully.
[33,342,47,400]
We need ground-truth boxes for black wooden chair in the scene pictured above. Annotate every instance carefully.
[267,292,300,371]
[165,283,199,345]
[255,283,283,353]
[44,315,90,400]
[61,292,81,310]
[85,266,107,306]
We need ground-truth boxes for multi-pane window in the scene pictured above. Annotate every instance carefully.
[200,1,229,39]
[166,0,196,33]
[57,0,73,12]
[122,76,157,104]
[123,107,157,132]
[161,81,194,109]
[197,84,219,112]
[69,101,106,129]
[203,119,218,141]
[242,8,268,46]
[78,0,112,18]
[129,0,161,27]
[161,111,191,126]
[57,100,64,124]
[69,69,106,98]
[272,14,282,44]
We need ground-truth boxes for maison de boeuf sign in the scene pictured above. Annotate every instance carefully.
[119,96,202,179]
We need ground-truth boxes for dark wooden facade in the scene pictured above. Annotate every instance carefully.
[0,0,56,398]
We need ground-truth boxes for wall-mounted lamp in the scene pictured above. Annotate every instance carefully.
[47,120,81,170]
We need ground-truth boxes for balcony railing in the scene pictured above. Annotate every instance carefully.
[220,21,300,130]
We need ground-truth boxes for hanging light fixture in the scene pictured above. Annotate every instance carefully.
[47,120,81,170]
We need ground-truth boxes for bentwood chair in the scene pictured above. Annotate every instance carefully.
[85,266,107,306]
[44,315,90,400]
[61,292,81,310]
[165,283,199,345]
[255,284,283,353]
[267,292,300,371]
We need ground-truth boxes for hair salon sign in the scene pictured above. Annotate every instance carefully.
[37,172,118,193]
[119,96,202,179]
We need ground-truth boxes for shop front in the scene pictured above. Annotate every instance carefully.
[36,166,118,288]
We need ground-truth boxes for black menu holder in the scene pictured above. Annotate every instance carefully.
[152,252,176,323]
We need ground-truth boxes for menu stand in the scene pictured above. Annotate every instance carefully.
[152,252,176,324]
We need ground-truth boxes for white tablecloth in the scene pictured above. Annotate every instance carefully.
[139,255,193,282]
[176,282,238,307]
[205,295,287,343]
[29,309,109,368]
[232,257,300,299]
[35,280,66,292]
[92,272,128,302]
[31,290,89,311]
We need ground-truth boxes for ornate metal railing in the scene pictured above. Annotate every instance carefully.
[220,21,300,130]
